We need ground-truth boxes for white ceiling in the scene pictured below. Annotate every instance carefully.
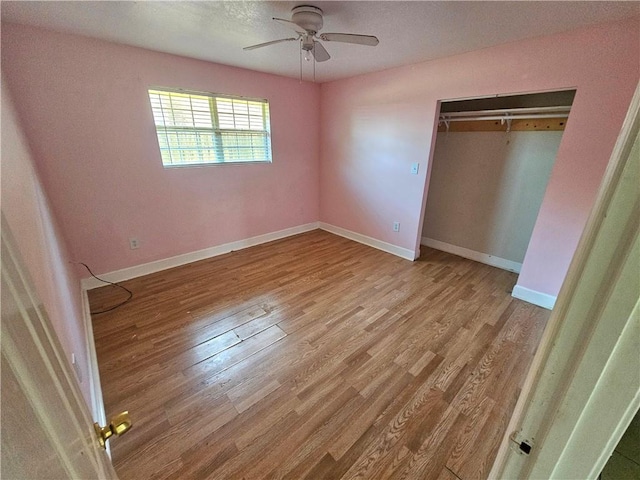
[2,1,638,83]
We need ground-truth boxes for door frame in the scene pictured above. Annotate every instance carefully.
[81,287,109,436]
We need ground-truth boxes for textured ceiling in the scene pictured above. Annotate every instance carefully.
[2,1,638,83]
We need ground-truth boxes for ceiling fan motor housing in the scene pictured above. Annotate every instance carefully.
[291,5,323,33]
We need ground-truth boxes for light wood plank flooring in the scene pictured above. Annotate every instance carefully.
[89,230,548,480]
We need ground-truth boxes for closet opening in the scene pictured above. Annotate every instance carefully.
[420,89,576,290]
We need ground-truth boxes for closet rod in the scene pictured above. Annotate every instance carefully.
[440,105,571,119]
[442,113,569,122]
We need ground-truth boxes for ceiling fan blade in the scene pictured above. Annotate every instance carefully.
[319,33,379,46]
[243,37,297,51]
[312,41,331,62]
[273,17,306,35]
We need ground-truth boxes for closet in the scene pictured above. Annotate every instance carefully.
[421,90,575,273]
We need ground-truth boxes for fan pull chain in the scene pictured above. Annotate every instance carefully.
[313,44,316,83]
[299,39,303,83]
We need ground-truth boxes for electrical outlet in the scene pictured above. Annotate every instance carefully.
[129,237,140,249]
[393,222,400,232]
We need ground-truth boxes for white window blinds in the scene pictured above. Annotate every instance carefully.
[148,89,272,167]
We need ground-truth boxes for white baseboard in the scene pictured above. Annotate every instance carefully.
[319,222,417,261]
[81,222,320,289]
[80,286,107,427]
[512,285,557,310]
[421,237,522,273]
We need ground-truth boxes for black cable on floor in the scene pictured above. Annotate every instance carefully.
[77,262,133,315]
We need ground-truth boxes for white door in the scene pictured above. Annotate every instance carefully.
[1,218,120,479]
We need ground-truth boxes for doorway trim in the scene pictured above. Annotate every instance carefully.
[81,287,108,428]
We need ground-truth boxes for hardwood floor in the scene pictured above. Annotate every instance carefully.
[89,230,549,480]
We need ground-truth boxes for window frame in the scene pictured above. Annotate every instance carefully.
[147,86,273,168]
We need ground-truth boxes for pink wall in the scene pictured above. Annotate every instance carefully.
[1,23,320,275]
[2,84,92,407]
[319,18,639,297]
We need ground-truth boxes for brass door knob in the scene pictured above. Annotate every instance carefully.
[94,411,132,448]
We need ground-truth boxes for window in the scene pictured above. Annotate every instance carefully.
[148,88,272,167]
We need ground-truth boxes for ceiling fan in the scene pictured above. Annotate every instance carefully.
[243,5,379,63]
